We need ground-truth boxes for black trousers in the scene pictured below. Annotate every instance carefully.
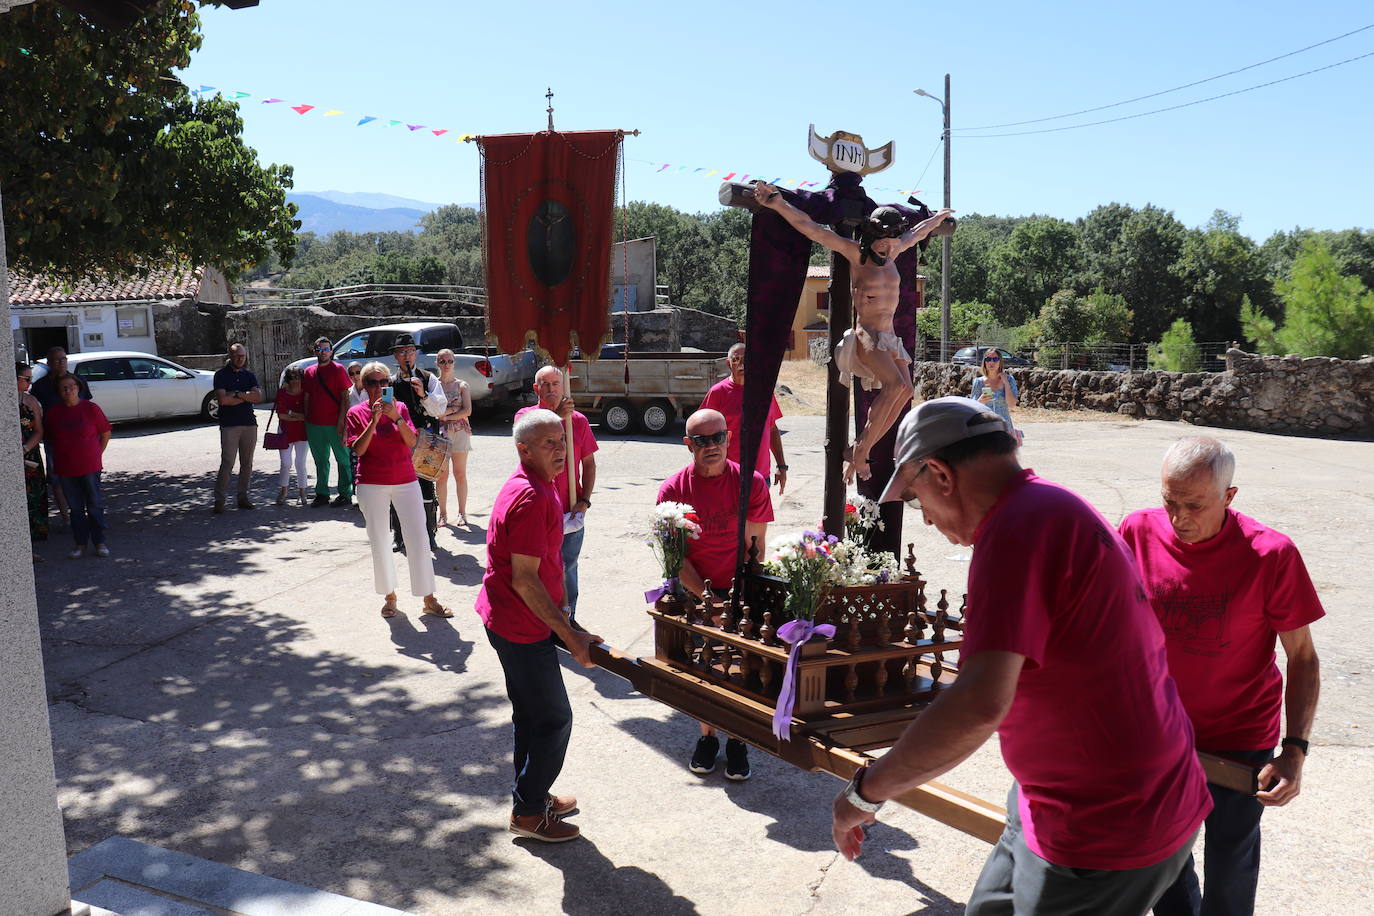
[486,628,573,817]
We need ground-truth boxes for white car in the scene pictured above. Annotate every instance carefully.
[32,350,219,423]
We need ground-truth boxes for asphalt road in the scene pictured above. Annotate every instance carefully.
[37,408,1374,914]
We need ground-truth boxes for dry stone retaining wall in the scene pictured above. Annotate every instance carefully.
[911,349,1374,438]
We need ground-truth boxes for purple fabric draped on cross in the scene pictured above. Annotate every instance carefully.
[644,577,678,604]
[771,618,837,740]
[738,173,935,568]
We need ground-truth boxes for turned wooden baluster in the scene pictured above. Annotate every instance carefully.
[903,611,921,644]
[747,536,762,572]
[718,640,733,683]
[901,655,917,693]
[904,543,917,577]
[934,590,949,642]
[738,603,754,641]
[758,654,774,696]
[700,638,716,675]
[759,610,776,647]
[957,594,968,628]
[719,593,736,633]
[877,605,892,645]
[930,651,945,689]
[847,613,862,652]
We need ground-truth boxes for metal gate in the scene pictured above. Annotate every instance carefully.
[246,318,303,400]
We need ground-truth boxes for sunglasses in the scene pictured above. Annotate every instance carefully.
[315,345,332,352]
[983,354,1001,363]
[348,370,361,376]
[363,379,386,388]
[688,430,728,448]
[437,358,454,365]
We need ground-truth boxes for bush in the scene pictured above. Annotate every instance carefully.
[1149,319,1202,372]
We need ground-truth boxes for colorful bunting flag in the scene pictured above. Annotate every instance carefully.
[324,109,343,116]
[406,124,424,131]
[262,98,284,104]
[357,116,376,126]
[291,104,314,115]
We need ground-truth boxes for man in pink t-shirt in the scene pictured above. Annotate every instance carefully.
[1120,437,1323,916]
[514,365,598,618]
[829,397,1210,915]
[302,336,355,507]
[699,342,788,493]
[657,408,773,782]
[475,408,601,844]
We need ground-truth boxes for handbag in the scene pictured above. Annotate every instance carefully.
[411,428,452,482]
[263,407,289,450]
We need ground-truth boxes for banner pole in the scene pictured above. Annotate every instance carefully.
[562,363,578,508]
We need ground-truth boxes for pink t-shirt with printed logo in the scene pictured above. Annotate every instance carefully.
[475,464,565,643]
[657,459,773,591]
[345,401,416,486]
[1118,507,1324,750]
[965,470,1210,871]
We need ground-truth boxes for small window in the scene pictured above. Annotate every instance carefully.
[115,307,150,338]
[76,358,131,382]
[816,291,830,312]
[129,358,180,380]
[368,331,402,357]
[421,326,460,353]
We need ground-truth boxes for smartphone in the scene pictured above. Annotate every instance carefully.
[381,386,394,404]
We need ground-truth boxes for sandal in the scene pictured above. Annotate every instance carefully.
[381,602,399,618]
[422,599,454,618]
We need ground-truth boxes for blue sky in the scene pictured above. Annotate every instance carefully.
[181,0,1373,241]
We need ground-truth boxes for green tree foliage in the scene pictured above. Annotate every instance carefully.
[915,300,995,340]
[988,217,1083,325]
[1078,203,1187,341]
[1170,211,1271,342]
[0,1,297,279]
[942,215,1023,306]
[1246,237,1374,359]
[1149,318,1202,372]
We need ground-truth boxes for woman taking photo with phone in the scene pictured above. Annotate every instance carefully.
[345,362,451,619]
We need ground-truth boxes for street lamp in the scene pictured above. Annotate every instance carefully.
[915,76,951,362]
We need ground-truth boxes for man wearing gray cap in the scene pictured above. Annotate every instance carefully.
[829,396,1211,915]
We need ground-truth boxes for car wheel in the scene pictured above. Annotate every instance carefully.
[201,392,219,422]
[638,399,675,435]
[602,399,634,434]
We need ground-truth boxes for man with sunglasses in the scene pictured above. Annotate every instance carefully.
[657,408,773,781]
[830,396,1210,915]
[302,336,354,508]
[388,335,447,551]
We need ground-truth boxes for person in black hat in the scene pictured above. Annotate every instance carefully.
[753,182,952,484]
[830,396,1211,915]
[388,334,447,551]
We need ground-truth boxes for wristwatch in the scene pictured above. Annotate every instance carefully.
[575,498,591,508]
[1281,736,1310,756]
[776,464,789,471]
[842,764,884,815]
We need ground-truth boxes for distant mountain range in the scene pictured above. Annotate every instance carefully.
[288,191,478,236]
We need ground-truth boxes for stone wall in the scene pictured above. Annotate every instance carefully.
[152,299,232,356]
[911,349,1374,438]
[608,306,738,353]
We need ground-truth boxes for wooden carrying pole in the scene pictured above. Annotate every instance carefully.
[562,365,577,508]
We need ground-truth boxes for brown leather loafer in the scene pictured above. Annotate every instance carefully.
[509,811,580,843]
[547,794,577,816]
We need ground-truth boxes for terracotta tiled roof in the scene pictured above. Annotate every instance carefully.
[806,265,831,278]
[7,264,204,305]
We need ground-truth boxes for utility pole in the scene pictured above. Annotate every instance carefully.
[941,73,951,363]
[915,77,953,361]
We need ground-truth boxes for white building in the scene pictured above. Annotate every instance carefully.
[8,264,232,362]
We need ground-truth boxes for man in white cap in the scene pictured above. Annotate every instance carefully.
[829,396,1211,915]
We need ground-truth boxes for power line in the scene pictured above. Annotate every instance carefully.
[912,136,944,192]
[955,22,1373,132]
[957,49,1374,139]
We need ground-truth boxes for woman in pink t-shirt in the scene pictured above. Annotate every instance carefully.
[345,361,451,619]
[274,367,310,506]
[46,374,112,558]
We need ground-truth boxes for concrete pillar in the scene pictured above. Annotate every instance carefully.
[0,193,72,913]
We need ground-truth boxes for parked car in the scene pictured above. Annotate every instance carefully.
[280,322,538,409]
[950,346,1034,369]
[32,351,219,423]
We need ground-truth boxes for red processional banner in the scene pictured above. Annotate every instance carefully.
[478,130,622,365]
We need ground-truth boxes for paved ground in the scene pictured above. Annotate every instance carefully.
[37,408,1373,915]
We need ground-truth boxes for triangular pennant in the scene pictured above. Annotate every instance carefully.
[386,120,402,127]
[323,109,343,116]
[456,133,475,142]
[291,104,315,115]
[658,164,671,172]
[705,170,719,177]
[233,91,251,99]
[198,85,215,94]
[357,116,377,126]
[406,124,424,131]
[722,172,736,181]
[432,129,448,136]
[261,98,284,104]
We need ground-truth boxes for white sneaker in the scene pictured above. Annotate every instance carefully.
[94,544,110,558]
[67,546,85,559]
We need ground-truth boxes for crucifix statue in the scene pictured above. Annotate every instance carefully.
[753,184,952,482]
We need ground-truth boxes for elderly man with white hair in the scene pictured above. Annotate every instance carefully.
[476,408,602,843]
[830,396,1210,915]
[514,365,598,619]
[1119,436,1323,916]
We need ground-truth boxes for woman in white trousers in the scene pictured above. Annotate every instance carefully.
[345,361,452,619]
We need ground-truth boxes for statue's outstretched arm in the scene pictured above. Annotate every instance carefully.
[895,208,955,255]
[755,182,858,260]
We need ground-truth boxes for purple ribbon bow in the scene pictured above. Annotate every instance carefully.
[644,577,678,604]
[771,618,836,740]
